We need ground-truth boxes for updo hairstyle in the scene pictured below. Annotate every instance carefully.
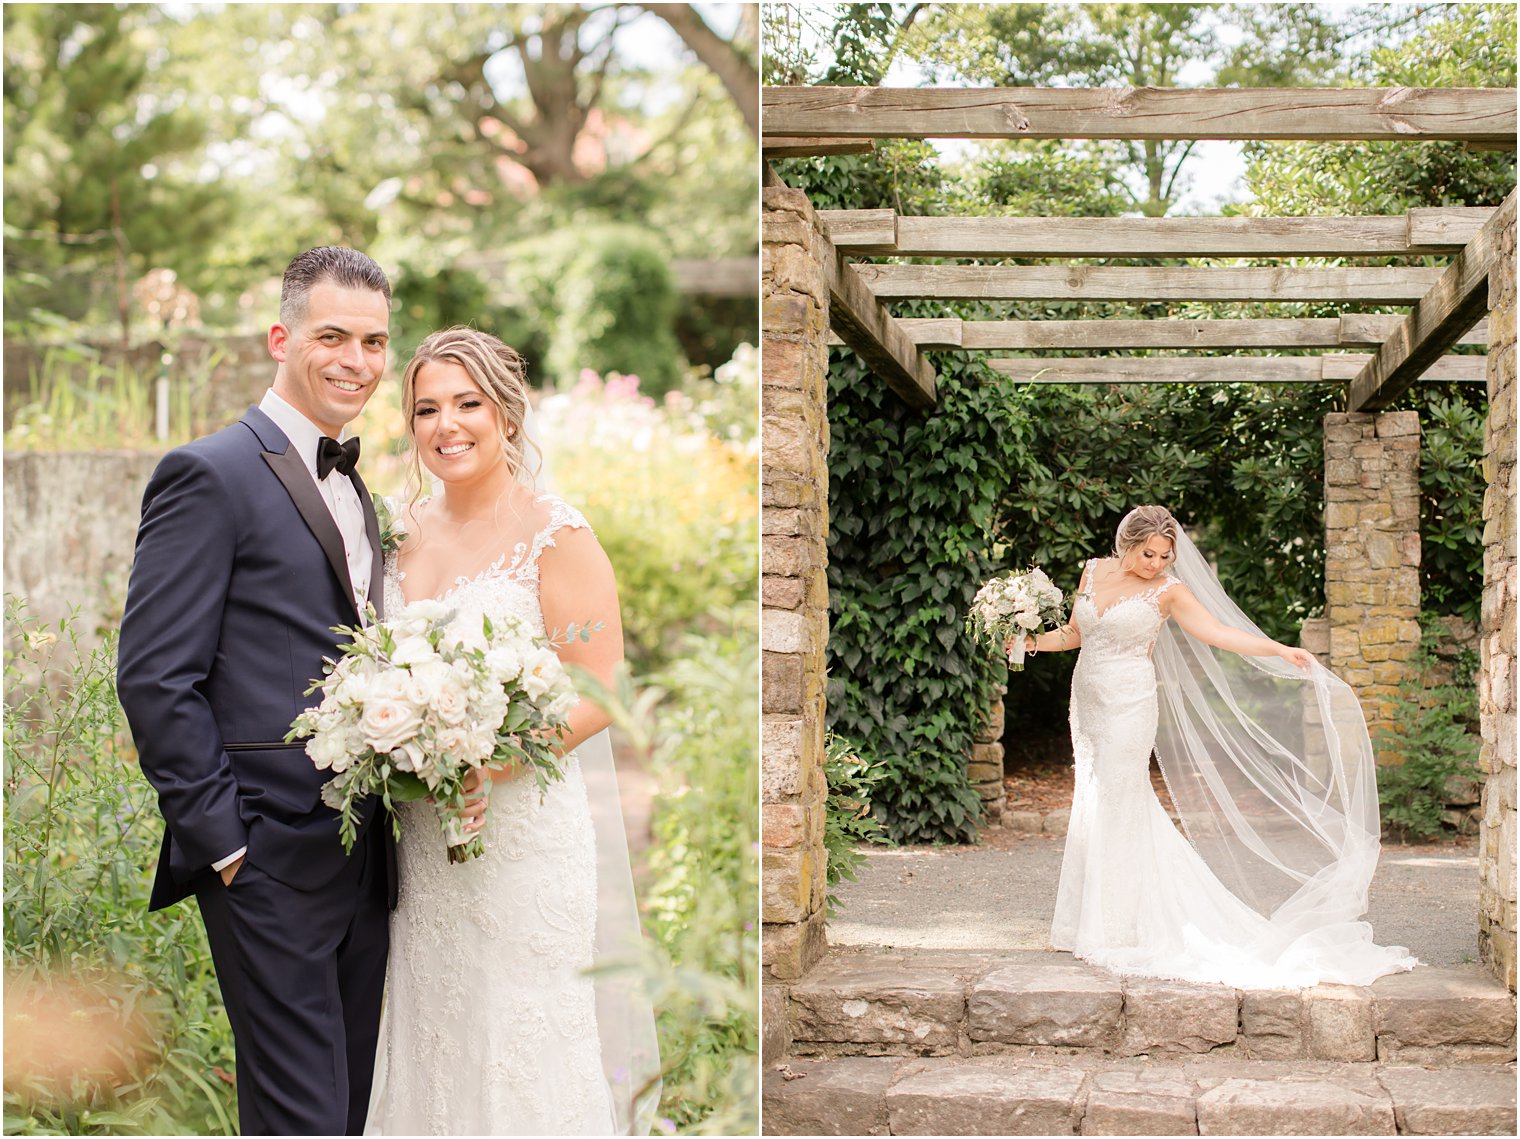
[1113,505,1179,565]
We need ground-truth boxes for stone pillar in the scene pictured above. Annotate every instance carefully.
[968,683,1006,824]
[761,186,831,998]
[1322,411,1423,755]
[1478,203,1517,992]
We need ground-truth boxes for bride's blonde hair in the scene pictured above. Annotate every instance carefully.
[1114,505,1179,564]
[400,326,541,501]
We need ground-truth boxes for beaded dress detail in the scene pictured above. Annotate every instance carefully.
[1051,558,1417,989]
[364,494,613,1135]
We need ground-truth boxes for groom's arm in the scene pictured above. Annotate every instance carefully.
[118,448,249,872]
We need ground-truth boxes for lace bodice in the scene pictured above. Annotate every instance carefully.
[1072,559,1180,661]
[383,493,590,638]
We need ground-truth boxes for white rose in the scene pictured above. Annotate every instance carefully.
[431,681,471,725]
[438,724,494,766]
[361,698,423,753]
[370,669,412,703]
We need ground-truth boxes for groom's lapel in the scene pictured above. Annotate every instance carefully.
[349,467,385,622]
[244,408,362,622]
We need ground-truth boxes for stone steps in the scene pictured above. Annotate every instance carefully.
[782,949,1517,1065]
[762,1053,1518,1136]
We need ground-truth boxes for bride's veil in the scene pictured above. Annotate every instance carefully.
[1152,523,1390,966]
[519,401,663,1134]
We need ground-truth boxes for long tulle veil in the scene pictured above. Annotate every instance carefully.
[1152,524,1413,976]
[520,402,663,1134]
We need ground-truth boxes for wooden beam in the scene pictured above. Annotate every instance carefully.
[821,250,938,409]
[817,211,1495,258]
[761,136,875,158]
[1350,189,1516,410]
[816,209,897,249]
[989,354,1487,385]
[763,86,1518,145]
[1339,313,1487,348]
[855,265,1442,302]
[831,315,1490,350]
[1407,206,1498,248]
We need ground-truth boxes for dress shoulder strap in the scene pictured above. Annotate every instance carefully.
[522,493,592,568]
[1154,572,1183,599]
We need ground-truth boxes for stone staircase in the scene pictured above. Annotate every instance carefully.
[763,948,1517,1135]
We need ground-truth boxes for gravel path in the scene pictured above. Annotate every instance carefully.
[828,829,1480,968]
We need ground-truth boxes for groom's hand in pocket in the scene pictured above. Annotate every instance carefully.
[219,855,245,887]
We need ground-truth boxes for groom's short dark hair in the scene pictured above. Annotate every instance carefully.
[280,247,391,328]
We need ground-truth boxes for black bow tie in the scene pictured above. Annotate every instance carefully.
[316,436,361,480]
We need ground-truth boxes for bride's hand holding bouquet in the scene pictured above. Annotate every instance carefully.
[288,600,585,864]
[966,566,1068,671]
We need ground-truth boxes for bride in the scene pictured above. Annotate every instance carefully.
[1013,505,1417,989]
[364,327,660,1134]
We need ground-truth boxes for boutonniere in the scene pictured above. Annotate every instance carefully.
[373,493,409,555]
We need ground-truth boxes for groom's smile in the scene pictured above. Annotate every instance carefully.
[269,280,392,437]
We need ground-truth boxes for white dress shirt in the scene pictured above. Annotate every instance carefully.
[213,391,373,874]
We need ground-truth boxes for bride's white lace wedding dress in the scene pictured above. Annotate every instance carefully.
[364,495,617,1135]
[1051,557,1418,990]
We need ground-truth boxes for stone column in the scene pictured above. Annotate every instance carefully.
[968,683,1006,824]
[1479,203,1517,992]
[761,186,831,1010]
[1322,411,1423,754]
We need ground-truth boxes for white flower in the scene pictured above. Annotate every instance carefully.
[389,634,436,669]
[546,690,579,721]
[483,645,525,683]
[519,647,565,700]
[431,680,471,725]
[361,698,422,753]
[306,729,351,772]
[404,598,450,624]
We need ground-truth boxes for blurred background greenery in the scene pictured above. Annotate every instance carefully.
[4,3,758,1133]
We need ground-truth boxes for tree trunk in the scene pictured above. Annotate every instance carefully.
[640,3,759,136]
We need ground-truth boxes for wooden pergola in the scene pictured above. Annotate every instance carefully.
[762,85,1517,412]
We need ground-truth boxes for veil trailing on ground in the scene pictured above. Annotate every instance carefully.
[519,401,662,1134]
[1151,524,1414,980]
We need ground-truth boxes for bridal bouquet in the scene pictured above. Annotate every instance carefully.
[288,600,583,863]
[966,567,1067,671]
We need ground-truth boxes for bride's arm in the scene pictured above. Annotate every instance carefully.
[1165,583,1315,672]
[532,526,623,754]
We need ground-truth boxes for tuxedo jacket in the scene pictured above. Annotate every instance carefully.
[118,406,394,911]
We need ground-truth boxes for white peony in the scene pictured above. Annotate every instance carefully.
[519,647,564,700]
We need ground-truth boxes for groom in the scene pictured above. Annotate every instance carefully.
[118,246,397,1135]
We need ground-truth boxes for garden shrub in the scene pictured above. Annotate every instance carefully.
[4,599,238,1135]
[1375,613,1482,842]
[822,733,889,915]
[506,224,689,397]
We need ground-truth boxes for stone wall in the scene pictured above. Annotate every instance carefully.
[1322,410,1423,754]
[760,185,832,1012]
[1478,204,1517,992]
[4,451,163,653]
[968,683,1006,823]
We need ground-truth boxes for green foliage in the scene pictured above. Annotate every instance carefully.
[826,348,1026,844]
[4,599,237,1134]
[822,733,889,915]
[585,614,758,1135]
[1419,396,1487,622]
[389,261,514,367]
[507,224,689,396]
[1375,615,1481,842]
[1244,4,1515,216]
[4,5,234,327]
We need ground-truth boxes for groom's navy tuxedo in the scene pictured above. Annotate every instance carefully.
[118,405,396,1135]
